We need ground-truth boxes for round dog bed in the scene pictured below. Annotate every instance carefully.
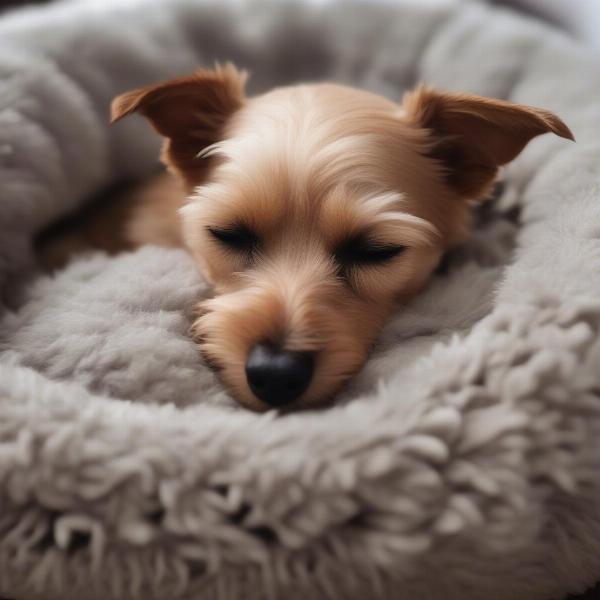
[1,1,600,599]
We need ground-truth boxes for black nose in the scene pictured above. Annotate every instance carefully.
[245,344,315,407]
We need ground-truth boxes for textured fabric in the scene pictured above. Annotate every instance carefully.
[1,0,600,599]
[489,0,600,47]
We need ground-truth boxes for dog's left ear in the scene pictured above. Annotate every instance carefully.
[111,64,247,186]
[401,85,574,199]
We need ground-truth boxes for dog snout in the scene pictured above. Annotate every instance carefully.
[245,343,315,407]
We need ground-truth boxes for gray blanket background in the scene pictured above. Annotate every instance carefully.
[1,0,600,599]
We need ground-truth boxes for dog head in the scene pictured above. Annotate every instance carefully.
[112,65,573,411]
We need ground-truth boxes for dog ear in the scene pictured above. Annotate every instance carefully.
[111,64,247,186]
[401,85,574,199]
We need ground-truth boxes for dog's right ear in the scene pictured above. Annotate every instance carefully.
[111,64,247,186]
[401,84,573,200]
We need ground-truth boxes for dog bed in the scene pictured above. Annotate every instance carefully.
[1,0,600,598]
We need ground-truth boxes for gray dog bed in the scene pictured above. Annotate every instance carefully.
[1,0,600,599]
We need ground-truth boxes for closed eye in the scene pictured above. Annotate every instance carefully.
[334,235,406,267]
[207,226,259,252]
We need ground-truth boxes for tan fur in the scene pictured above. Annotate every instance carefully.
[41,65,572,410]
[401,84,574,197]
[37,172,184,270]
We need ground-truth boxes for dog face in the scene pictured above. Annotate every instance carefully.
[112,65,572,411]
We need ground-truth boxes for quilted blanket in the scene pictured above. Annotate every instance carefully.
[1,0,600,599]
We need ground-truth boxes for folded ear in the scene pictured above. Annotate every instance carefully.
[111,64,247,186]
[401,85,574,199]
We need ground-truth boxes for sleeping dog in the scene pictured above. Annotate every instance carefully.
[39,64,573,411]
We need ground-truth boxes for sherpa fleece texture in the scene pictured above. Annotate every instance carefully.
[1,0,600,599]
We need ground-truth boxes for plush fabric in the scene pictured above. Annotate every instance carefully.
[488,0,600,48]
[1,0,600,599]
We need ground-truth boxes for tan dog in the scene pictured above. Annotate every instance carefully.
[50,64,574,411]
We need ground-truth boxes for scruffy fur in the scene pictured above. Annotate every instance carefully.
[42,64,572,411]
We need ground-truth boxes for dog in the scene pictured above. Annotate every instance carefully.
[41,64,573,411]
